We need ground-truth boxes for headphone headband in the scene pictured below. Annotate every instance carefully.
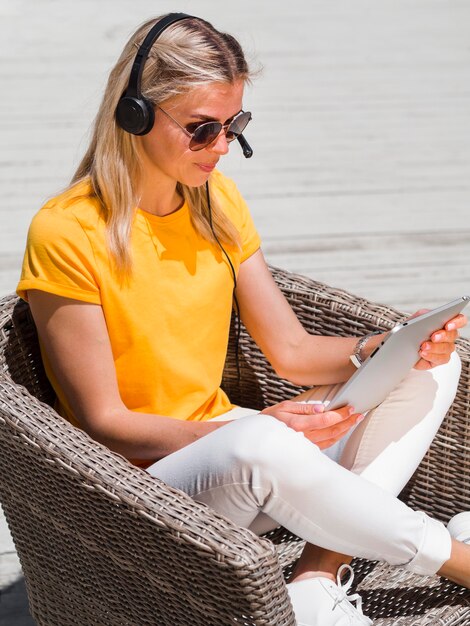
[126,13,194,99]
[116,13,194,135]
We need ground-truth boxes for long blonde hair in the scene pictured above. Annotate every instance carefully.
[71,15,253,277]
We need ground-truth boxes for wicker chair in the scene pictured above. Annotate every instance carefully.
[1,266,469,626]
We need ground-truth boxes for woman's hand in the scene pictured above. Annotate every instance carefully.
[412,310,468,370]
[261,401,364,449]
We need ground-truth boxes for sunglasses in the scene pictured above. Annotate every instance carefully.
[157,106,252,151]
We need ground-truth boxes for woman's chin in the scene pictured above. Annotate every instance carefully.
[180,168,213,188]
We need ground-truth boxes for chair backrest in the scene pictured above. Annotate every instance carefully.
[0,294,294,626]
[0,294,55,405]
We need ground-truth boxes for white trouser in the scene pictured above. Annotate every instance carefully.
[147,352,461,576]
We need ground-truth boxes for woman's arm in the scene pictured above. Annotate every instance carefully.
[234,249,368,386]
[235,249,463,386]
[27,290,220,461]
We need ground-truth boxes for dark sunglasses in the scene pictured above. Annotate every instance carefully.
[157,107,252,151]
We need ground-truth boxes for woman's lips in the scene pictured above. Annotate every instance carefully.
[196,163,217,173]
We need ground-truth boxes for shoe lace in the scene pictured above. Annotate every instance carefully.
[332,564,371,624]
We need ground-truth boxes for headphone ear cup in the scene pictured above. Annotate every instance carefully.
[116,96,155,135]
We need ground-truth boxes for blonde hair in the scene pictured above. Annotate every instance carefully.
[71,15,253,277]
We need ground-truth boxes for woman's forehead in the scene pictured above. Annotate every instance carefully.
[165,80,245,117]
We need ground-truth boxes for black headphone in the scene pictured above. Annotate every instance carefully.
[116,12,253,158]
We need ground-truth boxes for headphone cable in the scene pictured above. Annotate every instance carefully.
[206,181,241,385]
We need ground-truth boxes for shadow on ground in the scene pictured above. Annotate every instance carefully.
[0,576,36,625]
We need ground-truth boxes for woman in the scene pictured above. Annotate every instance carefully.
[16,13,470,626]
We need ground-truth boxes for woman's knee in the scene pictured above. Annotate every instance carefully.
[226,413,327,488]
[227,413,297,465]
[435,349,462,387]
[426,349,461,409]
[399,349,461,414]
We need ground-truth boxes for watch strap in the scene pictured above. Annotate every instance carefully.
[350,331,381,368]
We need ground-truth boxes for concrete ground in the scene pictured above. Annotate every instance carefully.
[1,0,469,623]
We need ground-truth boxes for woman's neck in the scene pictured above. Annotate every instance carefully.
[138,173,184,217]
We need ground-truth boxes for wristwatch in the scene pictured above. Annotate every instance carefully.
[350,331,381,368]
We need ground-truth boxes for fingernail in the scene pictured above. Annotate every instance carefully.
[348,407,355,415]
[356,414,365,423]
[447,323,456,330]
[434,333,443,341]
[313,404,324,413]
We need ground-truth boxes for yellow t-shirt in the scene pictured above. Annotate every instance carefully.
[17,170,261,460]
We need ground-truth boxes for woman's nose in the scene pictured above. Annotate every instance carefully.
[207,130,230,155]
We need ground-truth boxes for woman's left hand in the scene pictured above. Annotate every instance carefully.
[414,311,468,370]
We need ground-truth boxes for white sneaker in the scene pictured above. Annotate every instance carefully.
[287,564,373,625]
[447,511,470,544]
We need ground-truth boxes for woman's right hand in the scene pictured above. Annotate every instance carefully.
[261,401,364,450]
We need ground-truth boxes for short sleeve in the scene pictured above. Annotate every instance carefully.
[212,171,261,262]
[16,208,101,304]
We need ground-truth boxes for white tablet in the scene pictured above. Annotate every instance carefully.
[324,296,469,414]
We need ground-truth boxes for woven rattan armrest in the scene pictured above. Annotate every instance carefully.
[0,373,296,625]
